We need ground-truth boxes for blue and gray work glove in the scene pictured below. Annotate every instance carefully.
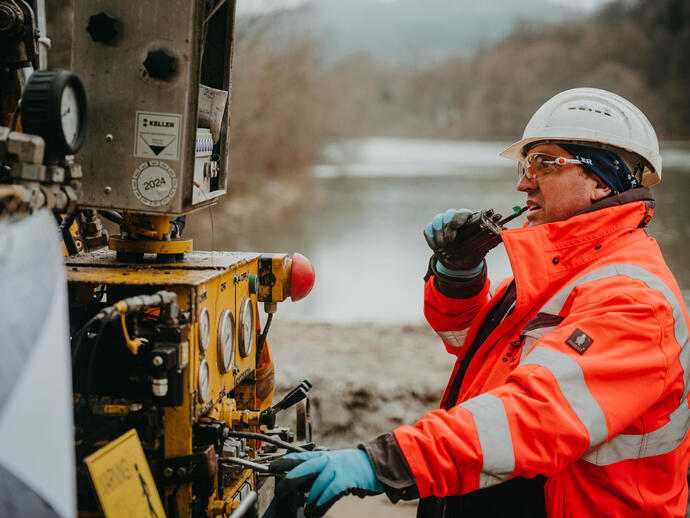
[270,449,384,517]
[424,208,502,278]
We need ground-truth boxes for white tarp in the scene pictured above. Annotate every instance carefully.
[0,209,75,517]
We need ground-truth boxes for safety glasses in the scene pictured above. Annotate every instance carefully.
[518,153,584,180]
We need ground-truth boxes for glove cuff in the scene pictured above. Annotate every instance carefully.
[435,259,485,279]
[426,256,487,299]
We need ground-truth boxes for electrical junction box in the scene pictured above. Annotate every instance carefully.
[70,0,235,215]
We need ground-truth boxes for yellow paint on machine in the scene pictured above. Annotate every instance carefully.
[84,429,166,518]
[68,249,264,515]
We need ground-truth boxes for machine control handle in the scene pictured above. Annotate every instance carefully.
[259,379,312,428]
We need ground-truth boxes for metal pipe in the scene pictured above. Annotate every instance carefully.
[35,0,49,69]
[227,491,258,518]
[219,457,269,473]
[224,431,307,453]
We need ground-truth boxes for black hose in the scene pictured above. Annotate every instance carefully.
[71,308,113,367]
[80,317,109,427]
[256,313,273,362]
[59,210,79,255]
[97,210,123,225]
[58,209,78,232]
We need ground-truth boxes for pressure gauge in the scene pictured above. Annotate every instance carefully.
[217,309,235,374]
[197,359,210,403]
[238,297,255,358]
[198,307,210,353]
[21,69,87,156]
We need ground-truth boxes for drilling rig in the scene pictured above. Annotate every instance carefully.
[0,1,316,517]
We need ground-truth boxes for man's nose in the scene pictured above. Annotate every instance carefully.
[516,173,537,192]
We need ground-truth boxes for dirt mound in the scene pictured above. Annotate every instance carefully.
[269,317,455,448]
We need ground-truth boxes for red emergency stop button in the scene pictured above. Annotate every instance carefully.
[289,253,315,301]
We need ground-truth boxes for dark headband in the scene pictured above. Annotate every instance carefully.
[559,143,640,195]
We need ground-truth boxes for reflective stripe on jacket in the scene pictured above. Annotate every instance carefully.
[394,189,690,517]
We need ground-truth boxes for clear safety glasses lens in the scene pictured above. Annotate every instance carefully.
[517,153,583,180]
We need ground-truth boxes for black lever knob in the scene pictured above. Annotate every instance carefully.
[273,387,308,413]
[144,48,178,81]
[86,11,122,44]
[259,379,312,428]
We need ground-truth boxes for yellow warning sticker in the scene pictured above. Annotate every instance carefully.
[85,428,166,518]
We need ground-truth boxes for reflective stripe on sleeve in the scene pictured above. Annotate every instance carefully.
[437,329,469,350]
[584,400,690,465]
[521,346,608,449]
[524,263,690,464]
[460,393,515,488]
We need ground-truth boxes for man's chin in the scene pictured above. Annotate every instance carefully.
[525,210,544,226]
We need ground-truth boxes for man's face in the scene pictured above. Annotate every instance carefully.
[516,143,611,226]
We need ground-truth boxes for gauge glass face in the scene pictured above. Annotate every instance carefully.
[238,298,254,358]
[217,309,235,373]
[198,359,210,403]
[198,307,210,352]
[60,85,80,146]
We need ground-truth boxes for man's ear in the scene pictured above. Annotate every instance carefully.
[590,175,612,201]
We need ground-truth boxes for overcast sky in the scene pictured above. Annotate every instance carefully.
[236,0,615,16]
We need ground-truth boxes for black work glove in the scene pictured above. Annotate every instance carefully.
[423,208,503,274]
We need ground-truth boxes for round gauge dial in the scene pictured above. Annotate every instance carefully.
[60,85,80,147]
[197,359,210,403]
[21,69,87,156]
[217,309,235,374]
[238,297,255,358]
[198,307,210,353]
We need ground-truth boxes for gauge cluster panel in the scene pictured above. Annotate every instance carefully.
[191,258,258,415]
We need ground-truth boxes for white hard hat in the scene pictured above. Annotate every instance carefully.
[501,87,661,186]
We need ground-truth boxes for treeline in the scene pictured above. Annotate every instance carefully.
[319,0,690,141]
[228,17,326,185]
[227,0,690,186]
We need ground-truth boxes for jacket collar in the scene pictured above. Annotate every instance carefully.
[577,187,655,220]
[499,187,655,315]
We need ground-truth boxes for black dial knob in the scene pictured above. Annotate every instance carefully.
[86,11,121,44]
[143,48,178,81]
[21,69,88,157]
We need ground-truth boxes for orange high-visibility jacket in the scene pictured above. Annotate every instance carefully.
[394,194,690,517]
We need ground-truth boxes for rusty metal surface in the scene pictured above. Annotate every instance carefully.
[66,265,217,285]
[65,248,259,268]
[65,249,260,285]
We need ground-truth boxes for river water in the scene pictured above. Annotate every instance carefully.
[208,138,690,323]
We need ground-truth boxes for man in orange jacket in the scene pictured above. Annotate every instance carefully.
[272,88,690,518]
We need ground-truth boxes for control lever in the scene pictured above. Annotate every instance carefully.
[260,379,312,428]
